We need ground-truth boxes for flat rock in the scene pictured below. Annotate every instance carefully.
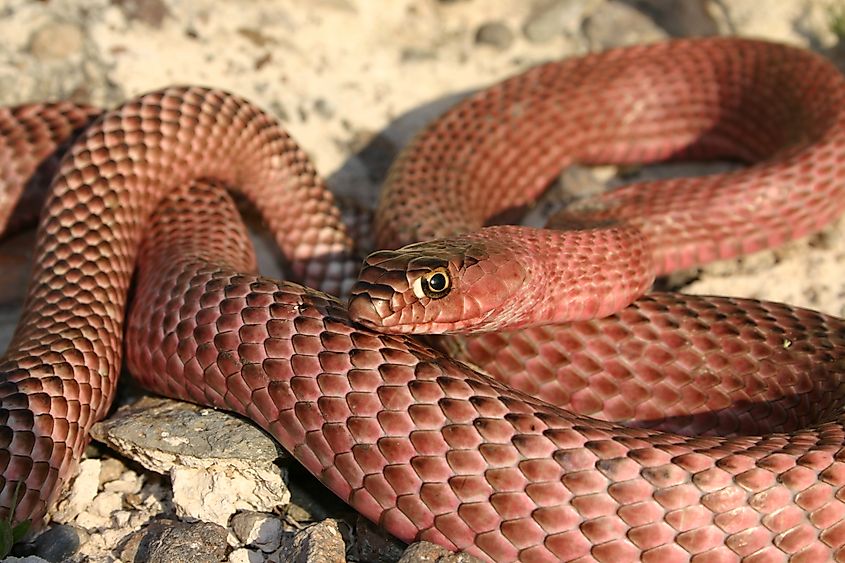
[118,519,228,563]
[90,397,291,525]
[90,396,283,468]
[20,524,83,563]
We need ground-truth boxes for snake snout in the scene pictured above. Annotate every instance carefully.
[347,284,395,328]
[349,248,425,329]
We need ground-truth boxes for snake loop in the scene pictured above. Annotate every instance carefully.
[3,37,845,562]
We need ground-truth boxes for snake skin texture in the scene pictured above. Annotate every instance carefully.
[0,86,360,528]
[0,103,100,234]
[129,182,845,562]
[353,38,845,335]
[2,36,845,562]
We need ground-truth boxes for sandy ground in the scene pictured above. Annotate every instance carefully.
[2,0,845,561]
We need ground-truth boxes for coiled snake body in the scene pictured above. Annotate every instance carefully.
[3,37,845,562]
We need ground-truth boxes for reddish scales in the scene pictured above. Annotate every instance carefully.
[0,37,845,563]
[353,38,845,333]
[0,86,359,528]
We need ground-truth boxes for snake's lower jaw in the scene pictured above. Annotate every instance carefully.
[347,291,447,334]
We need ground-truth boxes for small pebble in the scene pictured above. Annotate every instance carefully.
[582,0,667,49]
[116,0,170,27]
[522,0,586,43]
[228,547,264,563]
[475,21,514,50]
[98,457,128,485]
[230,511,283,553]
[398,541,486,563]
[29,22,85,59]
[313,98,335,119]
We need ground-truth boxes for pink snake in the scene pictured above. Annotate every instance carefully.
[3,37,845,561]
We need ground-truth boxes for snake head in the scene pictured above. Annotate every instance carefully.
[347,235,527,334]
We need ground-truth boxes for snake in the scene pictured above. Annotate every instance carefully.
[2,36,845,562]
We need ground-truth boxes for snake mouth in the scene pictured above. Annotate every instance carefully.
[347,287,499,334]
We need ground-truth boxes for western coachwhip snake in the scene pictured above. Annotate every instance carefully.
[3,37,845,561]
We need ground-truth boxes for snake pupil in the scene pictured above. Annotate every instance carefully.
[428,273,446,291]
[416,268,450,299]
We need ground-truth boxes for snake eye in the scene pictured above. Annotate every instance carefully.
[412,267,451,299]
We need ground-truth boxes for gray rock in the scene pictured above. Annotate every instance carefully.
[275,519,346,563]
[581,0,668,49]
[398,542,451,562]
[522,0,587,43]
[397,541,486,563]
[617,0,719,36]
[90,397,283,468]
[147,521,228,563]
[119,519,228,563]
[31,524,82,562]
[230,511,283,553]
[475,21,514,50]
[90,397,291,526]
[351,515,405,563]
